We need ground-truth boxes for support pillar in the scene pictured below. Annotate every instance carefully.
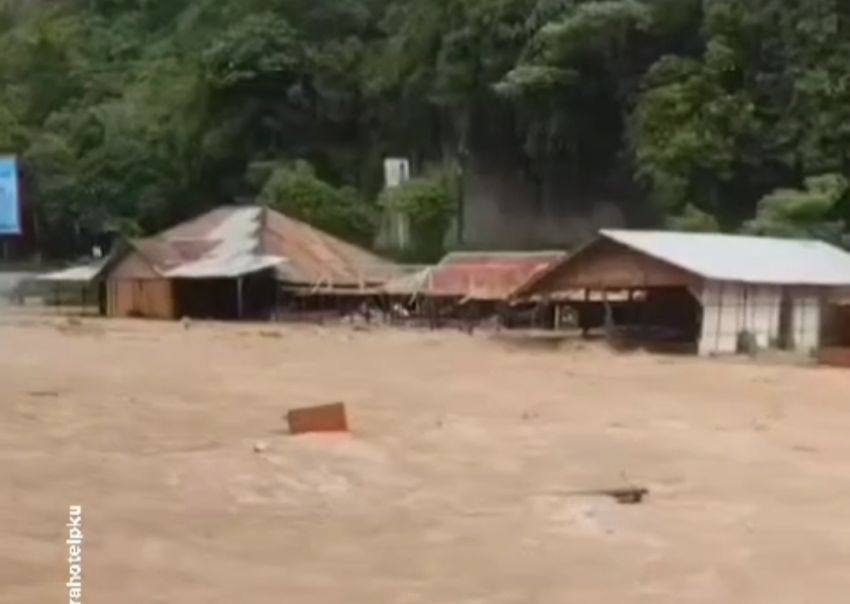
[236,277,244,319]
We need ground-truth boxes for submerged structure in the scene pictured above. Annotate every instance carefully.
[515,230,850,356]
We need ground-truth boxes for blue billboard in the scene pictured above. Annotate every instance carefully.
[0,156,20,235]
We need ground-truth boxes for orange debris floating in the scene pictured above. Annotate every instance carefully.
[287,403,349,435]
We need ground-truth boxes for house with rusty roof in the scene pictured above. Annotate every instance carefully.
[42,206,401,320]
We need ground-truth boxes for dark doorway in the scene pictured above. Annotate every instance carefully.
[173,271,276,320]
[778,291,794,350]
[573,287,702,353]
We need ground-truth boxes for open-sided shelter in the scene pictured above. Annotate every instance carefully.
[382,250,567,327]
[384,251,565,300]
[514,230,850,355]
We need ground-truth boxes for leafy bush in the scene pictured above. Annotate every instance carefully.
[258,160,377,245]
[742,174,848,242]
[666,204,720,232]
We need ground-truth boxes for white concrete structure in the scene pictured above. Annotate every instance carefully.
[699,282,821,355]
[599,231,850,356]
[383,158,410,189]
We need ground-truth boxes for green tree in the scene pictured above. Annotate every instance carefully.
[4,0,850,261]
[377,170,457,261]
[743,174,848,242]
[258,160,377,245]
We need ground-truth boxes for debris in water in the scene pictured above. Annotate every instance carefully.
[286,402,349,435]
[564,486,650,505]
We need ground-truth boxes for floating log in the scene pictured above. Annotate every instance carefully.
[566,486,649,505]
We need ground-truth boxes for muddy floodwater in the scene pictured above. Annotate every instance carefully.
[2,316,850,603]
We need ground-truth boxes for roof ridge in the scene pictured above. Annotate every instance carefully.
[600,228,841,247]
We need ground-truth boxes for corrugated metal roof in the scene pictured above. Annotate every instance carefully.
[386,251,567,300]
[381,266,433,296]
[129,207,284,280]
[37,262,106,283]
[161,207,285,279]
[165,255,285,279]
[132,238,215,271]
[38,265,101,283]
[439,251,568,265]
[600,230,850,286]
[263,210,400,289]
[121,206,399,287]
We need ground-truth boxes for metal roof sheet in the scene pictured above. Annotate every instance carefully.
[600,230,850,286]
[384,251,567,300]
[165,255,285,279]
[262,210,400,288]
[119,206,399,286]
[157,207,286,279]
[381,266,434,296]
[37,263,106,283]
[439,251,568,266]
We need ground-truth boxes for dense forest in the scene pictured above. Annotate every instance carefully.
[1,0,849,259]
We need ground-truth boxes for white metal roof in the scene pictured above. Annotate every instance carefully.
[161,207,286,279]
[164,255,285,279]
[601,230,850,286]
[37,263,105,283]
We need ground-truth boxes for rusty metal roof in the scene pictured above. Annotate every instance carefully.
[124,206,399,287]
[262,209,400,289]
[128,207,284,279]
[384,251,567,301]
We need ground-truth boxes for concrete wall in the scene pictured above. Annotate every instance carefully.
[699,282,822,356]
[792,294,821,354]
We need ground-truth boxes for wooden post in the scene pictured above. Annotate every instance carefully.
[236,277,244,319]
[715,282,724,353]
[602,289,610,340]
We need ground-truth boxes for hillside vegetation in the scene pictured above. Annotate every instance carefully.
[1,0,849,257]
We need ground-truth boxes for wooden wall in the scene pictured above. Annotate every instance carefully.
[106,251,176,319]
[107,279,176,319]
[529,239,700,295]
